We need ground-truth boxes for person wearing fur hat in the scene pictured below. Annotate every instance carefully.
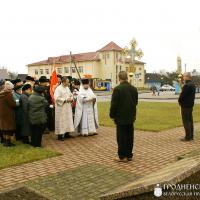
[13,80,23,141]
[25,76,35,87]
[12,79,23,87]
[39,76,54,132]
[0,81,16,146]
[20,84,32,144]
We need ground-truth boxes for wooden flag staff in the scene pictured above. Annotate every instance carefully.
[70,51,82,83]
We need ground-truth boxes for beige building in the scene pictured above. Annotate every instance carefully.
[27,41,145,88]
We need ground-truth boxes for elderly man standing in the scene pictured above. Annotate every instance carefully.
[178,72,196,141]
[54,77,74,141]
[110,71,138,162]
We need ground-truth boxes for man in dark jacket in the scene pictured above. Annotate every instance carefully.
[178,72,196,141]
[20,84,32,144]
[13,80,23,141]
[28,86,48,147]
[110,71,138,162]
[39,76,55,132]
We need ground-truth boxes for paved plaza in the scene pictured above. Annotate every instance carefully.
[1,124,200,199]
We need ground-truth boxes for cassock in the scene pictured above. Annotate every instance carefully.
[74,85,99,136]
[54,84,74,135]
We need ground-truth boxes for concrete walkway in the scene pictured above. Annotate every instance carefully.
[1,124,200,199]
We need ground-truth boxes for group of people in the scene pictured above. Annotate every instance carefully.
[0,75,99,147]
[0,70,196,164]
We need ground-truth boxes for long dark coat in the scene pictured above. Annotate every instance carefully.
[0,91,16,131]
[110,81,138,125]
[20,93,31,136]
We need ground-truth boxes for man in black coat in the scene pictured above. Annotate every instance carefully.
[110,71,138,162]
[178,72,196,141]
[20,84,32,144]
[39,76,55,132]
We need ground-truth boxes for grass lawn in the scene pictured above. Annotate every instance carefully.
[0,142,61,170]
[98,102,200,132]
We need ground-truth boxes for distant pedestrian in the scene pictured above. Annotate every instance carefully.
[151,85,156,96]
[28,86,48,147]
[156,86,160,96]
[110,71,138,162]
[178,72,196,141]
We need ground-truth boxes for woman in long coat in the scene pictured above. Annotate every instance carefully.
[0,81,16,146]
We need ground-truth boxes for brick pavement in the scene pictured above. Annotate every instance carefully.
[0,124,200,197]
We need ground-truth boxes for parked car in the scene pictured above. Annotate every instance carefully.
[159,84,175,91]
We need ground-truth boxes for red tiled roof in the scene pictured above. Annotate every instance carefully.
[97,41,123,52]
[28,42,146,67]
[27,52,100,66]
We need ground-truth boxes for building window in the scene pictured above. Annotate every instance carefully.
[119,53,122,60]
[116,52,118,59]
[72,67,76,73]
[40,69,43,74]
[45,69,49,74]
[57,68,62,74]
[35,69,38,75]
[139,67,142,71]
[78,66,83,73]
[102,54,105,59]
[107,53,109,59]
[64,67,69,74]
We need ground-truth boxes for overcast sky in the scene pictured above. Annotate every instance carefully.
[0,0,200,74]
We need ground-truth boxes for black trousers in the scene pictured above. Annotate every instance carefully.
[181,107,194,140]
[30,124,45,147]
[116,124,134,159]
[15,124,22,140]
[46,108,55,131]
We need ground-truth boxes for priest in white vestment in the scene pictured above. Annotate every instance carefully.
[54,77,74,140]
[74,79,99,136]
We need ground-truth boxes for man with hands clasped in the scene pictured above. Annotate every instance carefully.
[54,77,74,141]
[74,79,99,136]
